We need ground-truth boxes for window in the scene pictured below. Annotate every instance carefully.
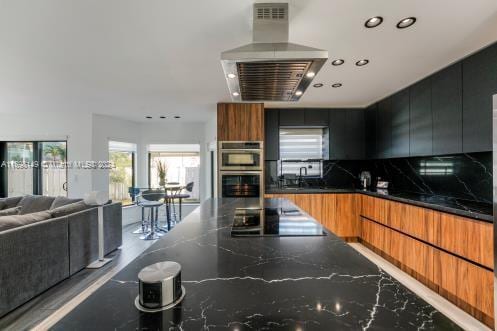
[1,141,67,197]
[41,142,67,196]
[109,141,136,206]
[148,144,200,203]
[279,128,326,177]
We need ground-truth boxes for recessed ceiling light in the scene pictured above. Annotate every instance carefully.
[174,116,181,119]
[232,92,239,96]
[365,16,383,28]
[313,83,324,88]
[397,17,416,29]
[145,116,152,119]
[356,59,369,66]
[332,83,342,88]
[227,73,236,79]
[160,116,166,119]
[331,59,345,66]
[306,72,316,78]
[295,90,303,96]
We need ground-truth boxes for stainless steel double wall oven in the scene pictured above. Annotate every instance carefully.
[218,141,263,198]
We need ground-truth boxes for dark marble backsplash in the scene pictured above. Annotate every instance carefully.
[265,152,492,203]
[369,152,492,203]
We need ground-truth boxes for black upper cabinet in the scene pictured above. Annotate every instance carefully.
[304,109,329,126]
[346,109,365,160]
[376,98,392,158]
[432,62,462,155]
[264,109,279,160]
[462,43,497,152]
[329,109,347,160]
[279,108,305,126]
[390,89,410,157]
[409,78,432,156]
[365,104,377,159]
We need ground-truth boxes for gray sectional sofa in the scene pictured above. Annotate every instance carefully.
[0,195,122,318]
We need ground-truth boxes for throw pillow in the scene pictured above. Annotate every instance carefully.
[0,206,21,217]
[50,200,92,219]
[18,195,56,215]
[50,196,82,209]
[0,211,52,232]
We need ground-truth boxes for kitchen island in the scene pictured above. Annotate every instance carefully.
[53,198,461,330]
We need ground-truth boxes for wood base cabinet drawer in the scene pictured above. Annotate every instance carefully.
[361,217,494,327]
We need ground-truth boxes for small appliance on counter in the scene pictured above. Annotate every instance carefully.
[135,261,185,313]
[376,177,389,189]
[359,171,371,189]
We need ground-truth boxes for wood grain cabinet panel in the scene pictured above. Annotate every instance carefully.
[265,193,360,240]
[437,212,493,269]
[435,251,494,325]
[217,103,264,141]
[361,195,388,224]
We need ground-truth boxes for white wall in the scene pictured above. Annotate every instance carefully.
[91,114,142,194]
[0,111,215,209]
[0,112,93,198]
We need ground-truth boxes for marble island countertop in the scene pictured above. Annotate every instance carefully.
[53,198,461,330]
[266,187,493,222]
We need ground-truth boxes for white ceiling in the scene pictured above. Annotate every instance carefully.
[0,0,497,122]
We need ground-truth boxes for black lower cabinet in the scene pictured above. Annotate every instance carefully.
[376,98,392,158]
[409,78,432,156]
[432,62,462,155]
[391,89,410,157]
[462,42,497,152]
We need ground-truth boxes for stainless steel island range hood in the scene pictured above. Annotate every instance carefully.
[221,3,328,102]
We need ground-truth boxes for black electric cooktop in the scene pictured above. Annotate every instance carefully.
[231,207,326,237]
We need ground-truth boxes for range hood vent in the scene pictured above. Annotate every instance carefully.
[221,3,328,102]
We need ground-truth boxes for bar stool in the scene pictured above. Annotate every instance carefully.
[133,189,165,239]
[138,200,163,240]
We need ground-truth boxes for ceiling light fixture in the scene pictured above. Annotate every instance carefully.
[365,16,383,28]
[146,116,152,119]
[356,59,369,66]
[306,72,316,78]
[397,17,416,29]
[160,116,166,119]
[295,90,303,96]
[174,116,181,119]
[332,83,342,88]
[331,59,345,66]
[227,73,236,79]
[313,83,324,88]
[232,92,240,97]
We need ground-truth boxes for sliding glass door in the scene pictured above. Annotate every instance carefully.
[41,142,67,196]
[6,142,34,196]
[1,141,67,197]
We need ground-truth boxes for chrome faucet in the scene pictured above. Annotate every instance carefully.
[298,167,308,187]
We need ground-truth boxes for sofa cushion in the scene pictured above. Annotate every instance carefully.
[50,196,82,209]
[0,211,52,232]
[1,196,23,209]
[0,206,21,217]
[50,201,92,219]
[18,195,56,215]
[0,200,5,210]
